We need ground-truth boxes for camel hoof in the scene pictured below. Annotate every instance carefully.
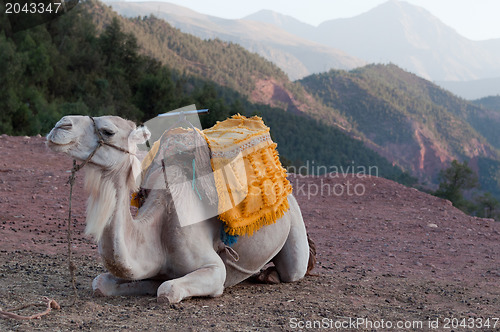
[157,281,183,304]
[256,266,281,284]
[93,289,105,297]
[92,274,113,297]
[157,294,171,304]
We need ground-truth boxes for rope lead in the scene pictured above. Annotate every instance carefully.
[192,158,202,201]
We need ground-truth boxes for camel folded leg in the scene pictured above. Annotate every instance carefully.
[157,262,226,304]
[92,273,162,297]
[259,195,310,283]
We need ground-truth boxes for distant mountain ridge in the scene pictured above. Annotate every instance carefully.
[104,1,365,80]
[472,96,500,112]
[245,1,500,83]
[104,0,500,99]
[437,77,500,100]
[87,2,351,128]
[244,9,316,40]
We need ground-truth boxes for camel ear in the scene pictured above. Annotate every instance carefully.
[129,126,151,145]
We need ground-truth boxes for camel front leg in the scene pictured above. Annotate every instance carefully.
[93,273,162,297]
[157,263,226,304]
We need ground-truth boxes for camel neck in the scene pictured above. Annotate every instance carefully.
[85,165,166,279]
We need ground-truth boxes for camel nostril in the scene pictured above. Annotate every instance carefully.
[57,123,72,131]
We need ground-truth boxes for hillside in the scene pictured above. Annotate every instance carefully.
[101,1,500,100]
[106,1,500,85]
[86,1,349,127]
[299,64,500,194]
[2,0,498,196]
[469,95,500,155]
[102,0,366,80]
[80,1,411,182]
[88,2,288,96]
[90,1,500,191]
[314,0,500,81]
[88,1,499,194]
[0,0,412,184]
[244,9,316,40]
[472,95,500,112]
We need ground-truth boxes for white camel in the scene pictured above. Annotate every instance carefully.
[47,115,314,303]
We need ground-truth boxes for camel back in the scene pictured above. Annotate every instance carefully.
[136,114,292,237]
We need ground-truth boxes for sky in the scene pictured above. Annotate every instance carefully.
[121,0,500,41]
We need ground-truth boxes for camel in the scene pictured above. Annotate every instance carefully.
[46,115,314,303]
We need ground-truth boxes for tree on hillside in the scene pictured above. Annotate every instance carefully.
[434,160,478,209]
[474,192,500,220]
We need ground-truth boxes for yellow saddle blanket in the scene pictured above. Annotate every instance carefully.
[136,114,292,237]
[203,115,292,236]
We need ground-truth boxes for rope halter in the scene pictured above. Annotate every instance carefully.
[72,116,133,172]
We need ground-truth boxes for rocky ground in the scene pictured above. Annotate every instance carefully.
[0,135,499,331]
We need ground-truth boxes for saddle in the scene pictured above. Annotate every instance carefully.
[132,115,292,237]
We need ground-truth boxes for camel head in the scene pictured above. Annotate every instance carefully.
[47,115,151,241]
[47,115,150,170]
[47,115,152,199]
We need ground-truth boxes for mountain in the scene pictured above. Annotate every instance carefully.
[0,0,412,184]
[246,0,500,86]
[472,96,500,112]
[93,1,499,194]
[104,0,500,97]
[436,77,500,100]
[88,1,351,128]
[102,1,365,80]
[316,1,500,81]
[243,10,316,41]
[469,96,500,152]
[298,64,500,194]
[4,0,498,195]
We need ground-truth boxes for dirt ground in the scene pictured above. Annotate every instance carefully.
[0,135,499,331]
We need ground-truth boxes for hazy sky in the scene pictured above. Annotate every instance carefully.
[124,0,500,41]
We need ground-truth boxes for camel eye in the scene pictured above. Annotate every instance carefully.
[101,129,115,137]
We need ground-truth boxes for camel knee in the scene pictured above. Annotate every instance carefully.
[277,268,306,283]
[157,264,226,303]
[272,205,310,283]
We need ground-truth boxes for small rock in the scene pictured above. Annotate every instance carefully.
[427,223,438,228]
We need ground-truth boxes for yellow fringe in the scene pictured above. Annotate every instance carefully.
[220,198,290,236]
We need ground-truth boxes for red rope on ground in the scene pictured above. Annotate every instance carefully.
[0,297,60,320]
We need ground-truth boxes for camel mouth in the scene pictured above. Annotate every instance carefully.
[46,138,76,150]
[46,124,77,151]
